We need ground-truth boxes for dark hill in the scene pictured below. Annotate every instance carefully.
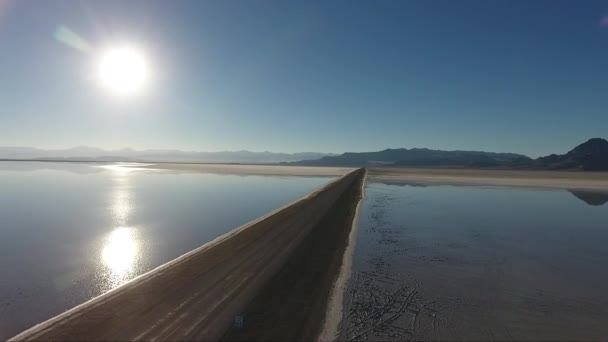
[534,138,608,171]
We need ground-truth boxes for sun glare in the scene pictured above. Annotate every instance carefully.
[97,46,149,95]
[101,227,139,287]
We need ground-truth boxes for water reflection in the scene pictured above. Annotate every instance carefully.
[111,175,132,223]
[569,190,608,206]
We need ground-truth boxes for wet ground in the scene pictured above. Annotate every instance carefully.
[339,182,608,341]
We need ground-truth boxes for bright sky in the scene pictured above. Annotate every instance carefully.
[0,0,607,157]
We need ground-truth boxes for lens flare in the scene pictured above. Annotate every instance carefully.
[54,26,92,53]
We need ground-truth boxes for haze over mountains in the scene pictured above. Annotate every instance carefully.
[292,149,528,167]
[2,138,607,170]
[0,146,335,164]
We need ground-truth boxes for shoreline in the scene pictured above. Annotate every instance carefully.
[0,160,353,177]
[3,159,608,190]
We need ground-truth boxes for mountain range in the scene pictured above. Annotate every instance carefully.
[291,138,608,171]
[0,146,336,164]
[291,149,528,167]
[2,138,607,170]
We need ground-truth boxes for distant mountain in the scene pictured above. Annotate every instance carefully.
[531,138,608,171]
[0,147,336,164]
[291,138,608,171]
[290,148,529,167]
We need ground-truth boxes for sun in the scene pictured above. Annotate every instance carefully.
[97,45,149,95]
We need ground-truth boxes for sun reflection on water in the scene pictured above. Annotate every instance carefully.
[99,164,145,290]
[98,163,153,173]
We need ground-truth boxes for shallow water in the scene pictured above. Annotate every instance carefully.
[341,181,608,341]
[0,161,334,339]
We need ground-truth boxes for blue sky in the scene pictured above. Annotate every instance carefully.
[0,0,607,157]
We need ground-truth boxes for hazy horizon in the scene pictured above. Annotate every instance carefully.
[1,136,605,159]
[0,142,570,159]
